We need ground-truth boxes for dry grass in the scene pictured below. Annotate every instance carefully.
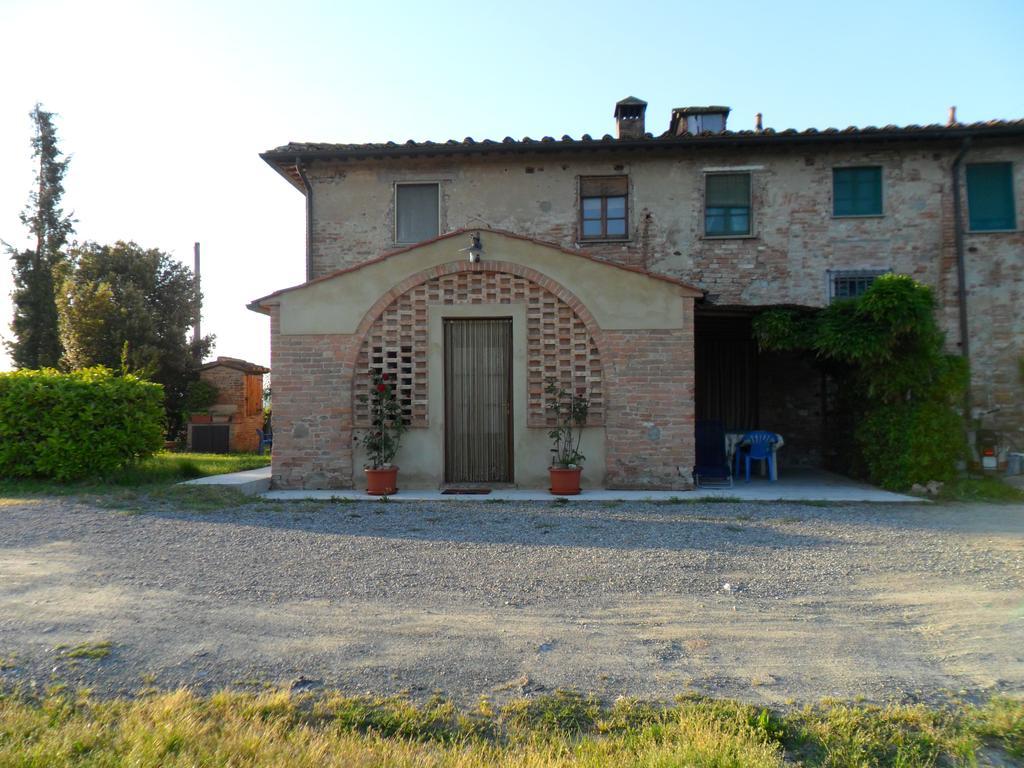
[0,687,1020,767]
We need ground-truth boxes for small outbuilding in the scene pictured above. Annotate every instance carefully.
[188,356,269,453]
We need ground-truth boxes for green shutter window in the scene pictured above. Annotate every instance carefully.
[705,173,751,236]
[833,167,882,216]
[967,163,1016,231]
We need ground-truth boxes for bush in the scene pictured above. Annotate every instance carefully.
[754,275,968,490]
[859,400,968,490]
[183,379,219,416]
[0,367,164,481]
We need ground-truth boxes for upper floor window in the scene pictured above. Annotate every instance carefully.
[828,269,888,302]
[966,162,1016,231]
[705,173,751,236]
[580,176,628,240]
[395,182,439,243]
[833,166,882,217]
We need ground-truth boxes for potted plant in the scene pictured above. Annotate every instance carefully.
[358,370,406,495]
[545,377,590,495]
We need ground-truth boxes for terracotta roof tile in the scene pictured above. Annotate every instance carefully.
[264,118,1024,160]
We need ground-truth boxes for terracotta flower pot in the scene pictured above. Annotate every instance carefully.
[365,466,399,495]
[549,466,582,495]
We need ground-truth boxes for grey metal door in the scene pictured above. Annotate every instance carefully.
[444,318,513,483]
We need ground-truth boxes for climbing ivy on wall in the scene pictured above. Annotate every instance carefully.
[753,275,968,490]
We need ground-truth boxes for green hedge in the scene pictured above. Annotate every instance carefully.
[0,367,164,481]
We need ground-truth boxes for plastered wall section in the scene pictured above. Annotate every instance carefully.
[266,234,697,489]
[303,140,1022,444]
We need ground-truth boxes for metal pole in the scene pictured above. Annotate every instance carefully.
[193,242,201,357]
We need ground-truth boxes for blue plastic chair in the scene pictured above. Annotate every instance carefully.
[734,431,778,482]
[256,429,273,455]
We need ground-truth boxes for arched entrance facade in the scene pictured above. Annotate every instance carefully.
[255,230,699,490]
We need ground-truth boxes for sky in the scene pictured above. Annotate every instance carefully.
[1,0,1021,372]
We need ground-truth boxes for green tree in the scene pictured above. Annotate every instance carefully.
[6,104,75,369]
[57,241,213,437]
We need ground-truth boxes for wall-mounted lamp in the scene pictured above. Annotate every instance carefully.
[460,232,483,263]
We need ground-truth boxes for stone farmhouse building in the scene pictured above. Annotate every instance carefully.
[251,98,1023,490]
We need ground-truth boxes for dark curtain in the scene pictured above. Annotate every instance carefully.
[695,315,758,431]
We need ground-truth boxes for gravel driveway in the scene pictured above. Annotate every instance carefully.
[2,494,1022,705]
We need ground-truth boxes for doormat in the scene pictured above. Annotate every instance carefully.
[442,488,492,495]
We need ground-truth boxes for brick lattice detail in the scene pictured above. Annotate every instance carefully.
[353,270,604,428]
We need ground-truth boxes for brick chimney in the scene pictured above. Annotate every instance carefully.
[614,96,648,139]
[669,106,731,135]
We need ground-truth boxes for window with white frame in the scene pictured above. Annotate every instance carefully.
[395,183,439,243]
[828,269,889,302]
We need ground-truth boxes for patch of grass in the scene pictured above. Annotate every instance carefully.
[0,688,1020,767]
[972,696,1024,759]
[499,690,602,735]
[59,641,112,660]
[939,475,1024,503]
[784,701,977,767]
[0,452,269,499]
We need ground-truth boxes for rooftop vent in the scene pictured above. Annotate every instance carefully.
[614,96,647,139]
[670,106,731,136]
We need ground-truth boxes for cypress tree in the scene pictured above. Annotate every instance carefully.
[7,104,75,369]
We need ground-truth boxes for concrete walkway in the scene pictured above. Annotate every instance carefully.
[186,466,920,503]
[183,466,272,496]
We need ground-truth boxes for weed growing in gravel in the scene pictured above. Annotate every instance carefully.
[939,475,1024,503]
[0,688,1021,766]
[56,641,112,660]
[501,690,601,735]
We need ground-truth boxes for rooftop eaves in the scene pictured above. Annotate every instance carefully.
[261,119,1024,190]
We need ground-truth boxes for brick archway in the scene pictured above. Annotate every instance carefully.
[346,260,611,429]
[348,260,608,364]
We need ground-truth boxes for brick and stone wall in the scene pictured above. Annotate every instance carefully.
[269,307,359,488]
[303,140,1023,448]
[757,351,825,469]
[603,328,695,488]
